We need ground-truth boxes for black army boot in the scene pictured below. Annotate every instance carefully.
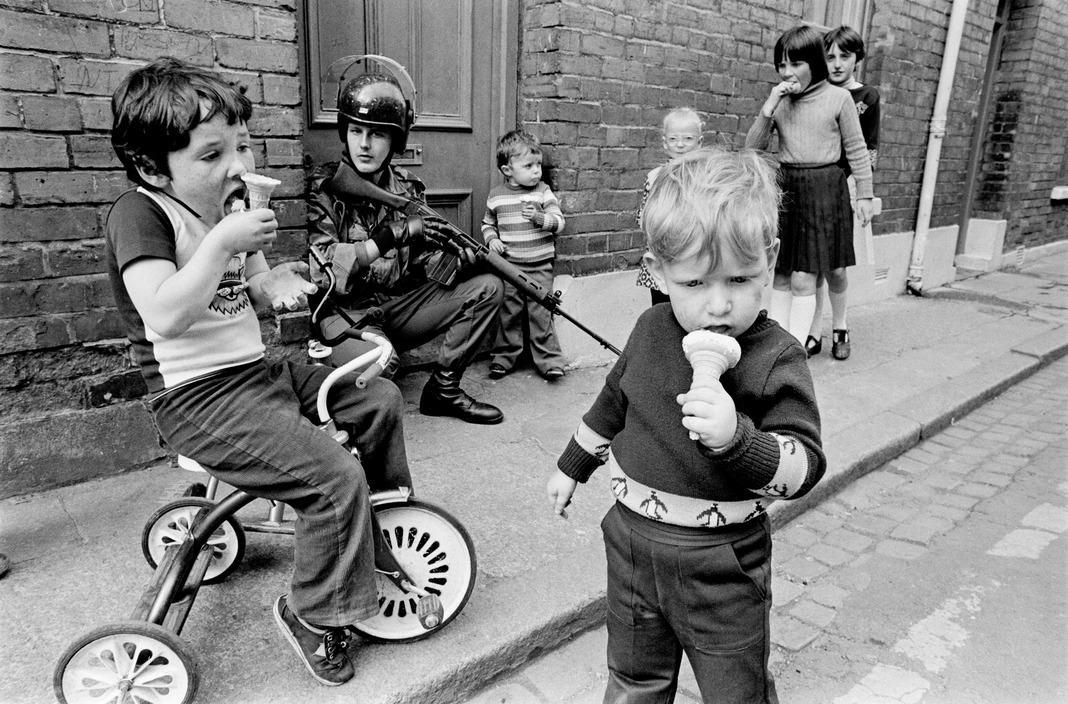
[419,366,503,425]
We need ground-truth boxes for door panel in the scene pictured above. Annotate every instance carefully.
[383,0,473,131]
[299,0,516,239]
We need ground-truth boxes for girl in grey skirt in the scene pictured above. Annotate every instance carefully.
[746,25,873,355]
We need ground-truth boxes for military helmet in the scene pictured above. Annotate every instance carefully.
[336,73,413,154]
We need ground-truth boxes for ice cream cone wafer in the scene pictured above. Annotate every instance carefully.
[688,349,734,379]
[681,329,741,440]
[242,172,281,210]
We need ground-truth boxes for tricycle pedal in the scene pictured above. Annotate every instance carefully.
[417,594,443,630]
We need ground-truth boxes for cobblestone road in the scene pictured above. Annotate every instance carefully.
[459,357,1068,704]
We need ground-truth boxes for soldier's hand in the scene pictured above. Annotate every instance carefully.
[420,215,456,249]
[458,246,477,269]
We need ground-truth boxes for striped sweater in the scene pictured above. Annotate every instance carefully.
[557,306,825,528]
[481,181,564,264]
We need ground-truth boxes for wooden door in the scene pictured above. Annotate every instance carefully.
[299,0,517,239]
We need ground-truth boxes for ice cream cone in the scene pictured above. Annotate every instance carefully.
[242,172,281,210]
[687,349,734,380]
[681,329,741,440]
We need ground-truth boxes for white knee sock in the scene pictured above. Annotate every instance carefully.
[768,288,792,329]
[829,288,848,330]
[808,283,826,340]
[788,294,817,344]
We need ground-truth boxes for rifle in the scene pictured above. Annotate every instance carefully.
[321,163,621,355]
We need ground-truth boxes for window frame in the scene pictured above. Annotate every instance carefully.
[802,0,874,39]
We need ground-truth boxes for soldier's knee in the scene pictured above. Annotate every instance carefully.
[471,272,504,300]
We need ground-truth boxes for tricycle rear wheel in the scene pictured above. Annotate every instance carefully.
[55,620,198,704]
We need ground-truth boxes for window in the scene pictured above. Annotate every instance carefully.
[803,0,872,33]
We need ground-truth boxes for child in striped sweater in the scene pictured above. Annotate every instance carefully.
[482,130,567,379]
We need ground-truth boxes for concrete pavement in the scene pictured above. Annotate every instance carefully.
[461,354,1068,704]
[2,245,1066,704]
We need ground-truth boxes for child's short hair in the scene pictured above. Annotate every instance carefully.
[661,107,703,133]
[496,129,542,170]
[773,25,830,85]
[642,147,780,268]
[111,57,252,187]
[823,25,866,61]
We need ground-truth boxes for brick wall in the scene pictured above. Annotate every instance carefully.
[0,0,304,493]
[519,0,969,273]
[2,0,1067,495]
[0,0,304,427]
[518,0,795,277]
[973,0,1068,249]
[517,0,1065,275]
[926,0,998,230]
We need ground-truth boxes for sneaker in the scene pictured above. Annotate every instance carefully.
[542,367,565,380]
[273,595,354,686]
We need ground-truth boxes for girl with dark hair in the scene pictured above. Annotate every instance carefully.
[805,25,882,360]
[746,25,873,356]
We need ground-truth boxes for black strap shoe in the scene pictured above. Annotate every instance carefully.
[832,329,851,360]
[420,367,504,424]
[805,335,822,358]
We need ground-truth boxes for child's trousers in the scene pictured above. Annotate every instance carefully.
[601,504,778,704]
[491,260,565,373]
[151,359,412,628]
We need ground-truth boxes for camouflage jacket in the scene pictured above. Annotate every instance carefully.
[307,159,444,310]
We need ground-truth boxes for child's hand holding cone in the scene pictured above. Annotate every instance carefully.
[679,330,741,446]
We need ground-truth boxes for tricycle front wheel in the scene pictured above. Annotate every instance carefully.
[141,498,245,585]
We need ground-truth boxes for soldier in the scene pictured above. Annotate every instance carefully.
[309,67,505,425]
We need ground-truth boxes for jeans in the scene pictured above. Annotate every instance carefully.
[602,504,778,704]
[151,359,411,627]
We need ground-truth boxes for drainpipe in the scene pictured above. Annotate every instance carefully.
[906,0,971,296]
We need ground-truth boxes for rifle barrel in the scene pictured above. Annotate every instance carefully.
[553,308,622,355]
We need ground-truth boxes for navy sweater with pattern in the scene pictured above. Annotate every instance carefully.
[558,305,825,506]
